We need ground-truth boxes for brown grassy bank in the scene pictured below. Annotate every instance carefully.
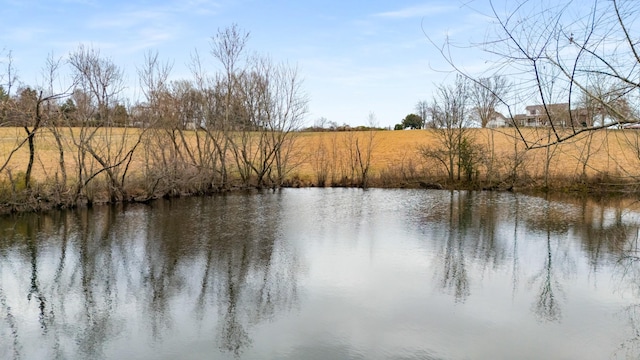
[0,127,639,213]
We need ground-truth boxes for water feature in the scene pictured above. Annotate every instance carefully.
[0,188,639,359]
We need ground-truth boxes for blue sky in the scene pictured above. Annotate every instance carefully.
[0,0,496,128]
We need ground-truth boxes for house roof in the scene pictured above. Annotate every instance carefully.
[525,103,569,113]
[492,111,507,121]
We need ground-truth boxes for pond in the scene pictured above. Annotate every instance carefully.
[1,188,639,359]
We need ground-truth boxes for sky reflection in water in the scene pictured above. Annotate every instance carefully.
[0,188,639,359]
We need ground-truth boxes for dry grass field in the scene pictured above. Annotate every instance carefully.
[292,128,640,188]
[1,126,640,197]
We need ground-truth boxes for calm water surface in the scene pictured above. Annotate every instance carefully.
[1,188,640,359]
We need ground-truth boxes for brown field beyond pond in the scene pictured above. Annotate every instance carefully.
[0,126,639,212]
[292,128,640,189]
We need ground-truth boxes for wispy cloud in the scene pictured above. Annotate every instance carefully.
[82,4,197,54]
[177,0,221,15]
[0,26,49,42]
[60,0,98,5]
[88,9,166,30]
[51,40,120,52]
[88,0,221,30]
[124,28,176,53]
[373,4,456,19]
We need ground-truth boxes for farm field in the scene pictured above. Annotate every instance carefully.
[293,128,640,184]
[1,127,639,191]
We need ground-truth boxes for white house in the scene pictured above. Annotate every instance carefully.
[486,111,509,128]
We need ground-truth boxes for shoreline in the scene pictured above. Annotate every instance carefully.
[2,180,638,216]
[0,127,639,214]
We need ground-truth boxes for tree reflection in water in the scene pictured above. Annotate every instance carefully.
[614,226,640,358]
[0,194,301,359]
[530,223,563,322]
[1,190,640,359]
[422,191,640,327]
[528,200,567,323]
[439,191,471,302]
[0,280,19,359]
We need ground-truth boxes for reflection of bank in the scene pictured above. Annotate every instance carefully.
[0,262,20,360]
[213,233,300,357]
[0,196,302,359]
[438,191,471,303]
[618,299,640,358]
[531,215,563,322]
[0,206,126,360]
[418,191,640,359]
[615,237,640,358]
[425,191,640,324]
[431,191,507,303]
[523,197,570,323]
[177,195,301,357]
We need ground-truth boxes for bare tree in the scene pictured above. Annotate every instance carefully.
[437,0,640,148]
[313,135,330,186]
[421,76,475,183]
[355,112,378,188]
[313,116,328,130]
[1,49,17,97]
[210,24,250,188]
[469,75,509,186]
[13,87,41,189]
[190,51,228,190]
[341,113,379,187]
[42,52,75,198]
[0,50,69,199]
[470,75,508,128]
[579,74,635,127]
[415,100,430,128]
[231,57,307,188]
[573,129,602,181]
[137,52,212,196]
[68,45,141,203]
[136,50,185,197]
[542,128,560,189]
[207,25,308,189]
[268,62,308,186]
[343,131,359,185]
